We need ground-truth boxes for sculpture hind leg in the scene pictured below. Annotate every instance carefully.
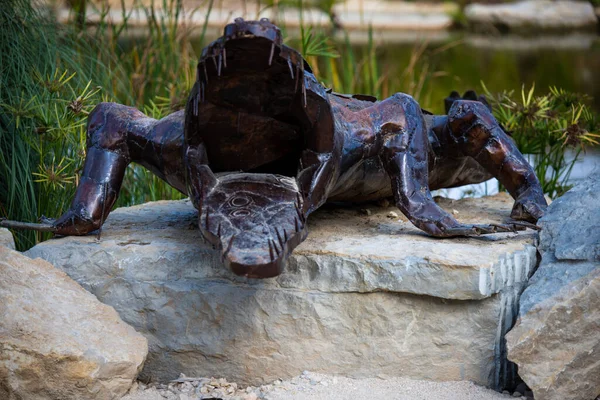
[377,93,518,237]
[442,100,547,222]
[52,103,187,235]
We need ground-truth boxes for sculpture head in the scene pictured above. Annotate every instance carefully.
[199,173,308,278]
[185,18,339,278]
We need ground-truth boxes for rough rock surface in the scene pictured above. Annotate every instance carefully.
[26,193,537,388]
[507,175,600,400]
[0,228,15,250]
[465,0,597,31]
[0,247,148,400]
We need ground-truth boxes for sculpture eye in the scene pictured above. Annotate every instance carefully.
[230,209,251,217]
[229,196,251,207]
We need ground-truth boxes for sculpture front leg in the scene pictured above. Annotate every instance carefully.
[40,102,185,236]
[445,100,548,222]
[378,94,519,237]
[52,103,140,235]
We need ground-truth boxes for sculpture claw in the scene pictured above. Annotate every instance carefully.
[0,217,57,233]
[505,219,541,231]
[442,220,540,237]
[287,56,294,79]
[269,42,275,66]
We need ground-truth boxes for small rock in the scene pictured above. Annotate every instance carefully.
[502,390,510,395]
[452,209,459,215]
[512,392,522,397]
[387,211,399,219]
[360,208,372,216]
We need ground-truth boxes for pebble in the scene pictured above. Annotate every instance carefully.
[452,209,459,215]
[360,208,372,216]
[512,391,522,397]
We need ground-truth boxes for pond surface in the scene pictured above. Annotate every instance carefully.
[350,31,600,114]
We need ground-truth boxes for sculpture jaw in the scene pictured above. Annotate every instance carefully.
[198,173,308,279]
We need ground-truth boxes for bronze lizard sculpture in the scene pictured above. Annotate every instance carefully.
[1,18,547,278]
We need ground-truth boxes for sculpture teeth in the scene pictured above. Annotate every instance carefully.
[300,62,307,108]
[294,217,300,232]
[287,56,294,80]
[276,228,284,248]
[270,239,280,256]
[268,240,275,261]
[222,47,227,68]
[217,52,222,77]
[302,78,307,108]
[294,63,300,93]
[268,42,275,66]
[203,63,209,83]
[212,55,218,71]
[294,201,304,223]
[223,235,235,259]
[193,92,199,116]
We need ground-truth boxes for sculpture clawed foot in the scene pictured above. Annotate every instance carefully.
[416,213,540,238]
[51,207,100,236]
[510,187,547,223]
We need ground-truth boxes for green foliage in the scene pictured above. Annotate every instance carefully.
[483,83,600,198]
[0,0,109,248]
[0,0,194,249]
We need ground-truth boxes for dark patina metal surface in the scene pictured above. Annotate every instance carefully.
[1,18,547,278]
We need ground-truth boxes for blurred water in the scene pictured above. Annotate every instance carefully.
[433,148,599,200]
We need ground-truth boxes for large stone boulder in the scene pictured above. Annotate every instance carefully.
[465,0,598,31]
[0,228,15,250]
[506,174,600,400]
[26,193,538,389]
[0,247,148,400]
